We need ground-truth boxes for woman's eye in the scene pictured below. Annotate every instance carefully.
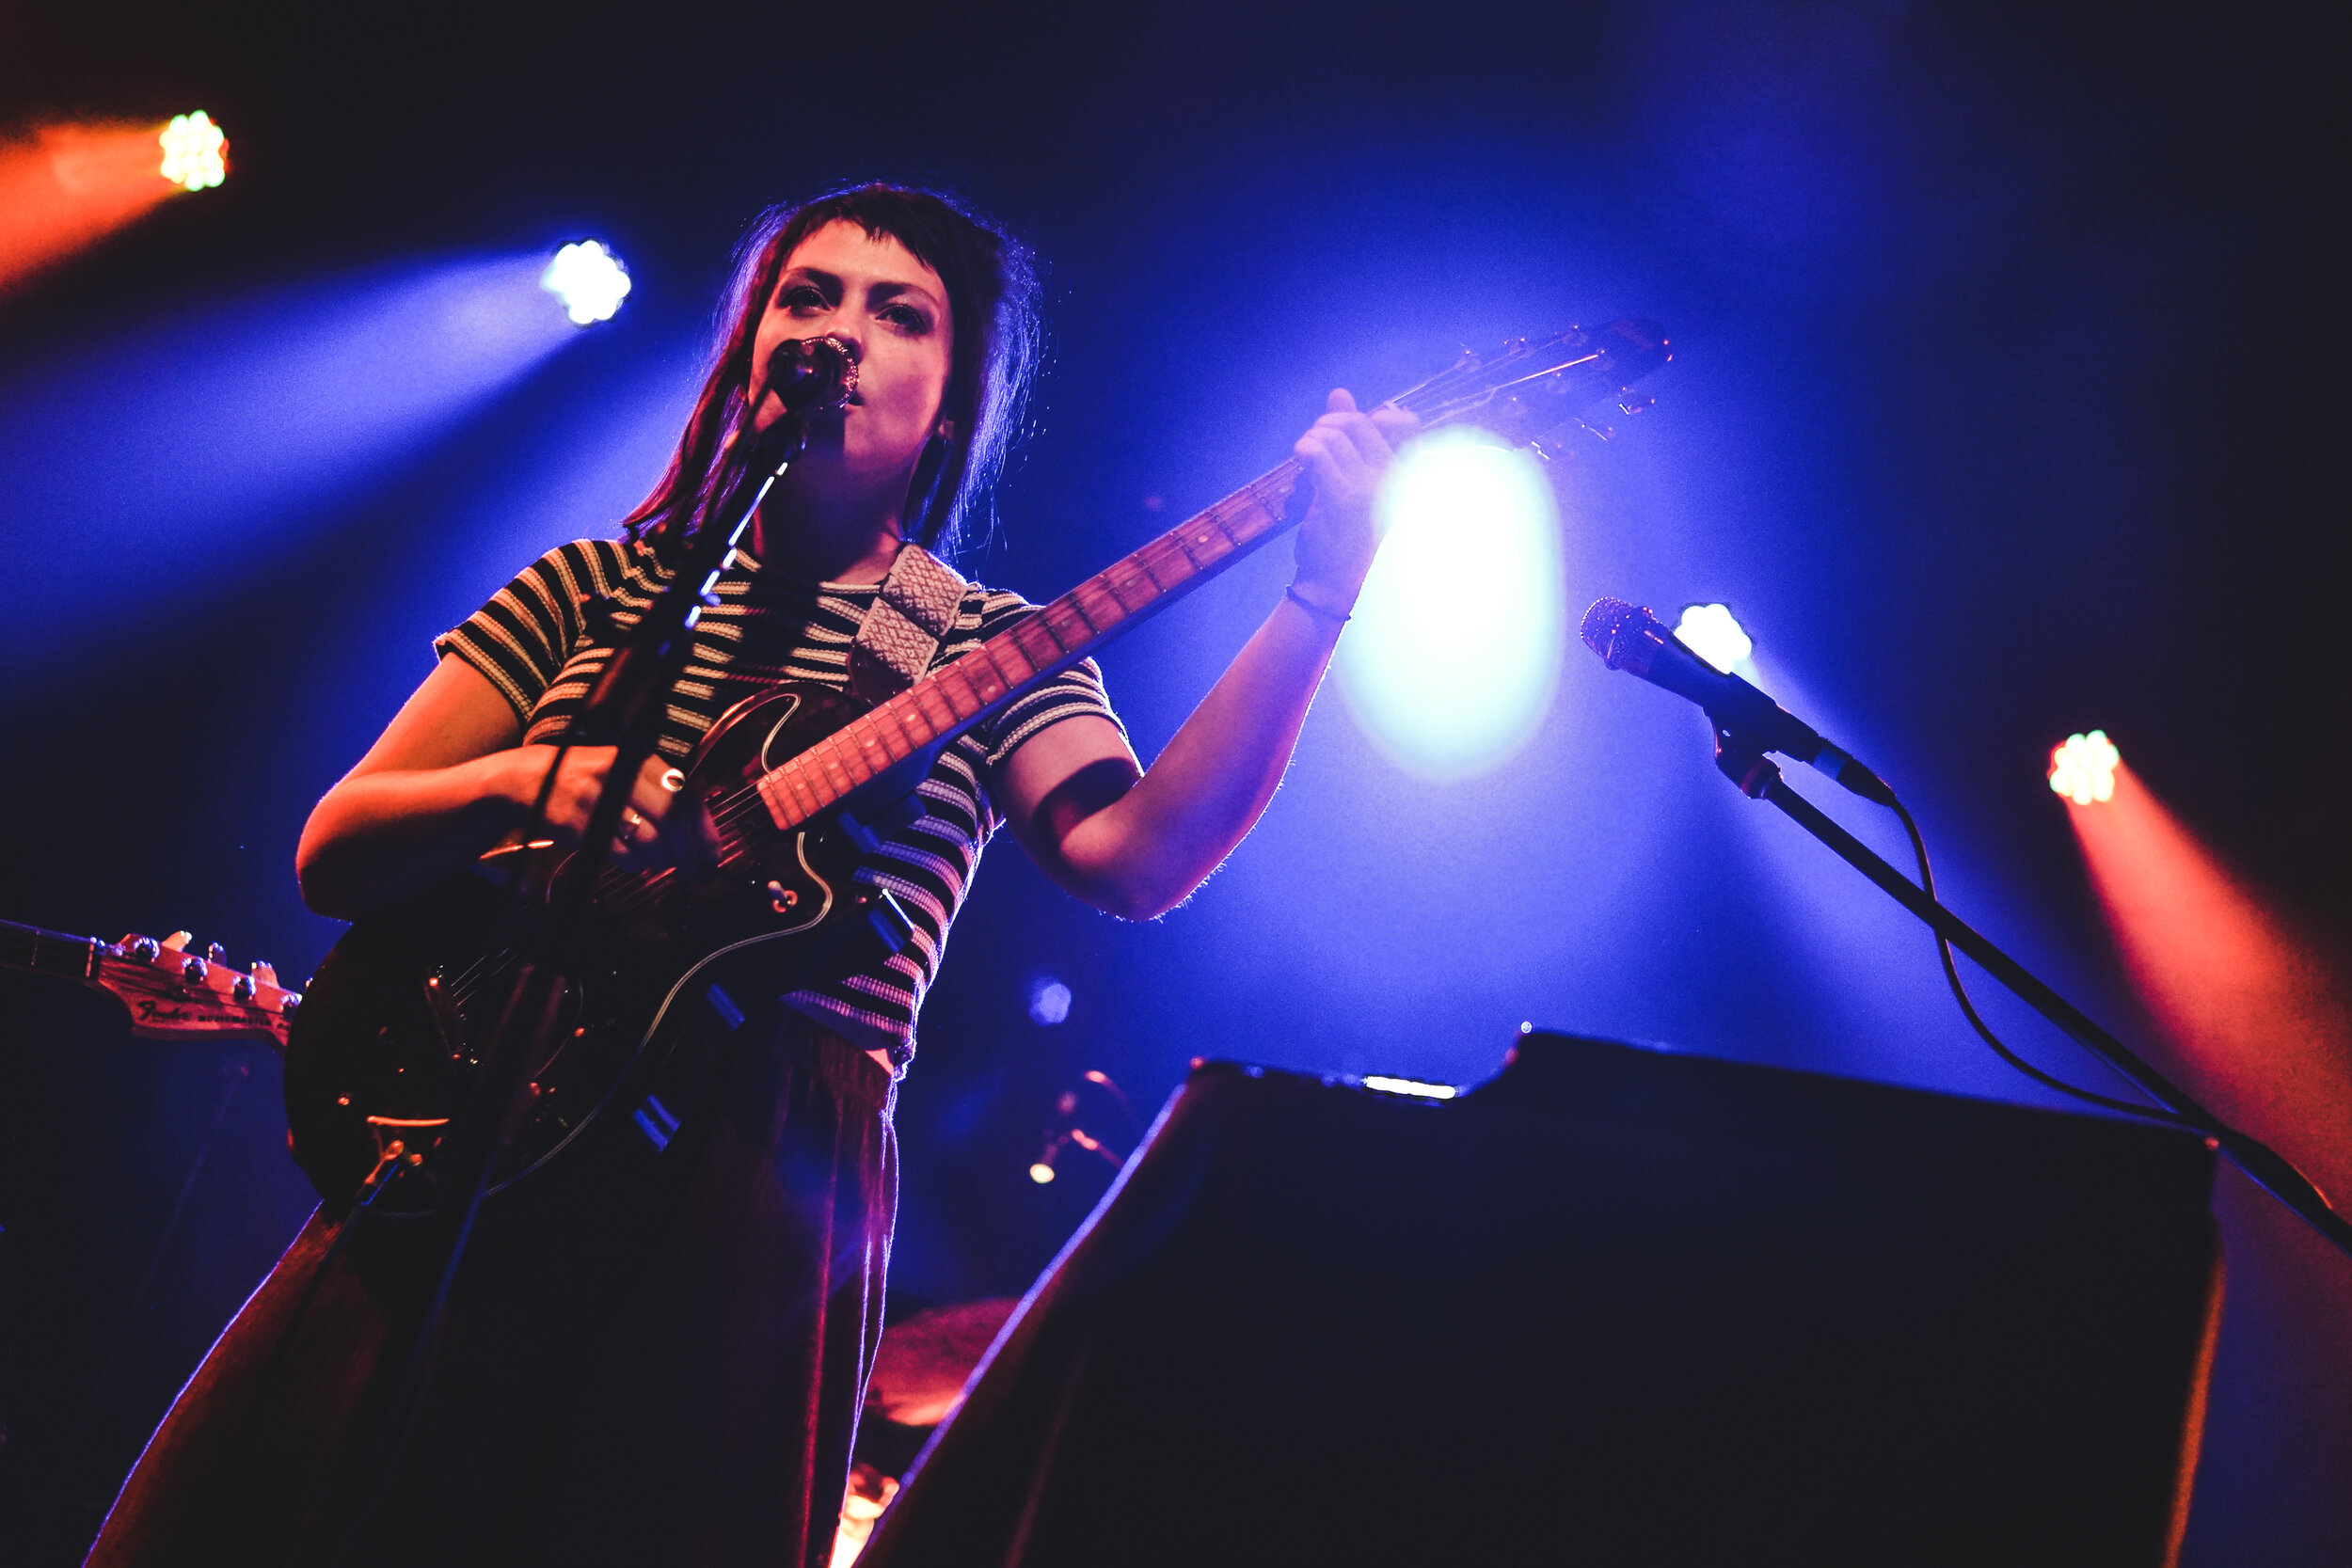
[780,284,826,312]
[881,304,930,333]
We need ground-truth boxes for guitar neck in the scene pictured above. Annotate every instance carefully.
[0,918,97,982]
[739,317,1675,832]
[752,458,1308,830]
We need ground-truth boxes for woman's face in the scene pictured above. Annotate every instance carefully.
[746,220,953,511]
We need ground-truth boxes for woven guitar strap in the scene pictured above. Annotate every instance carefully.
[848,543,971,705]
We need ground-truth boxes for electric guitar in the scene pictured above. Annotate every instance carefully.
[283,323,1672,1212]
[2,917,302,1048]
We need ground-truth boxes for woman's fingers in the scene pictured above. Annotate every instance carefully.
[1298,390,1410,487]
[634,756,715,876]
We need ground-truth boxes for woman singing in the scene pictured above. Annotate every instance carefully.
[88,182,1412,1567]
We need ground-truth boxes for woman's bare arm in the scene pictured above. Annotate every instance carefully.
[294,657,700,920]
[1000,391,1413,919]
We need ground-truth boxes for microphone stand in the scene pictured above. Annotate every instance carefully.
[317,407,817,1566]
[1710,726,2352,1260]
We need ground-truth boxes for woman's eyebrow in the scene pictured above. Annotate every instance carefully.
[866,278,942,309]
[781,265,843,299]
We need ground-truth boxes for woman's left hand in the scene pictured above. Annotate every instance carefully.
[1290,388,1421,612]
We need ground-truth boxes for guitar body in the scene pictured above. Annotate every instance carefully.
[283,681,893,1213]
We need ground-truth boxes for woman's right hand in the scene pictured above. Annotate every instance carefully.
[501,745,718,877]
[299,658,724,920]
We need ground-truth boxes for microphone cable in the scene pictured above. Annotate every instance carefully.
[1883,787,2188,1123]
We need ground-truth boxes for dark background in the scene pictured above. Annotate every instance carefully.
[2,2,2344,1561]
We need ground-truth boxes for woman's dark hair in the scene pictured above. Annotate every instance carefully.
[622,183,1041,562]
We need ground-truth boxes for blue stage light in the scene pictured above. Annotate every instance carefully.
[1029,977,1073,1025]
[1336,429,1564,779]
[541,239,631,325]
[1674,603,1754,673]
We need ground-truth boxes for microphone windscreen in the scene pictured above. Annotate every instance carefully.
[1580,598,1652,669]
[770,335,858,414]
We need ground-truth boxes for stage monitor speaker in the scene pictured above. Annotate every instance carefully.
[863,1033,2222,1568]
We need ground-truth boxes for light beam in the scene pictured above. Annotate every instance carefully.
[2064,762,2352,1198]
[0,119,201,290]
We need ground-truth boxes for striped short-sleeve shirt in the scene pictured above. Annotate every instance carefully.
[435,536,1122,1069]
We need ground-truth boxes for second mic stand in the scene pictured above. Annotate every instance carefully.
[1709,727,2352,1259]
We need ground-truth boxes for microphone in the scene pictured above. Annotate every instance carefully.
[1580,598,1896,806]
[768,334,858,416]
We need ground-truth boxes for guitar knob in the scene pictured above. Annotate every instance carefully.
[232,974,258,1003]
[767,880,799,913]
[207,942,228,965]
[183,957,210,985]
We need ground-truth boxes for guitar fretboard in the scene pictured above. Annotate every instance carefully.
[0,919,96,981]
[750,460,1307,831]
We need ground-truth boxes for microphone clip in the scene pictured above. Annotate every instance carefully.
[1714,727,1784,800]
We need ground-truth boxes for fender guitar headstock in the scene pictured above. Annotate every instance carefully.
[1,916,302,1050]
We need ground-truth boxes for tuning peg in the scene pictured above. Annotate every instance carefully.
[280,992,303,1015]
[207,941,228,965]
[252,961,278,988]
[232,974,257,1003]
[124,935,161,963]
[160,931,193,952]
[183,956,210,985]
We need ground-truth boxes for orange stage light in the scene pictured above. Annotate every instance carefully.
[0,115,228,293]
[2064,760,2352,1199]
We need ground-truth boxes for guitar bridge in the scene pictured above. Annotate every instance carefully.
[358,1114,449,1194]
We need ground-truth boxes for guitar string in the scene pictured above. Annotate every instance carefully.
[580,480,1284,924]
[559,334,1614,928]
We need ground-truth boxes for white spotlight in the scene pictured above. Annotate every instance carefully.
[1674,603,1754,674]
[1361,1074,1460,1101]
[2049,731,2121,806]
[1337,429,1565,779]
[541,239,631,325]
[158,111,228,192]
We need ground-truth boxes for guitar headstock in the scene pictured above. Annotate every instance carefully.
[1388,320,1672,453]
[93,928,302,1050]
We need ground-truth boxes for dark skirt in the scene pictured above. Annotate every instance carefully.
[86,1015,897,1568]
